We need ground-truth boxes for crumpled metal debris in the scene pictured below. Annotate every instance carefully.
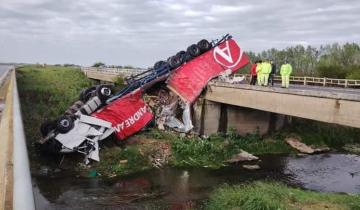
[218,69,246,84]
[144,87,193,133]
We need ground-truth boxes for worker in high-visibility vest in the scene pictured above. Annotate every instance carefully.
[256,60,263,85]
[261,59,272,86]
[280,60,293,88]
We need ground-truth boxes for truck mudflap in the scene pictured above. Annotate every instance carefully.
[167,38,249,103]
[93,88,154,140]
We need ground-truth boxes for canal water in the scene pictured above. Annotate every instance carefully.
[33,153,360,209]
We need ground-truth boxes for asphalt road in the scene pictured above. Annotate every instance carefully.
[271,83,360,95]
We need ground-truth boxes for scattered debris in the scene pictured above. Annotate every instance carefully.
[218,69,246,84]
[119,160,128,164]
[88,169,98,177]
[313,146,330,153]
[242,164,260,170]
[285,137,315,154]
[137,138,172,168]
[226,150,259,163]
[285,137,330,154]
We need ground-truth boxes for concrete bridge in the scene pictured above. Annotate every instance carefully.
[82,67,360,135]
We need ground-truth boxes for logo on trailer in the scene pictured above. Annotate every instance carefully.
[213,39,243,68]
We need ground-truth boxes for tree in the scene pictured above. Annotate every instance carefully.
[92,62,105,67]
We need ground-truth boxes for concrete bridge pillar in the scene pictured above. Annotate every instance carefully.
[193,99,286,136]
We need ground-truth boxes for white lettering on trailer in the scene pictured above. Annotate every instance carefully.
[213,40,243,68]
[114,106,147,132]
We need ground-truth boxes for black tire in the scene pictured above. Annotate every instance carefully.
[40,120,56,137]
[182,51,192,62]
[65,100,84,115]
[176,50,186,61]
[187,44,201,57]
[154,60,166,69]
[168,56,182,69]
[96,85,112,102]
[79,86,96,102]
[56,116,74,134]
[197,39,211,52]
[38,139,62,154]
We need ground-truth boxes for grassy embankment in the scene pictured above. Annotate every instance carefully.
[206,182,360,210]
[17,65,94,168]
[17,65,360,176]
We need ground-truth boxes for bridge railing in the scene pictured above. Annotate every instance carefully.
[81,67,360,89]
[235,74,360,88]
[81,67,146,78]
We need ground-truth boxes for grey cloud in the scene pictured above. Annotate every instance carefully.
[0,0,359,67]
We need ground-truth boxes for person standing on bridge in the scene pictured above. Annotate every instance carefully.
[256,60,263,85]
[268,60,276,86]
[250,61,258,85]
[280,60,293,88]
[261,59,272,86]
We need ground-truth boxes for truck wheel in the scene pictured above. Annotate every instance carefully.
[96,85,112,102]
[56,116,74,134]
[168,56,182,69]
[187,44,201,57]
[79,86,96,102]
[176,50,185,60]
[183,52,192,62]
[154,60,166,69]
[40,120,56,137]
[197,39,211,52]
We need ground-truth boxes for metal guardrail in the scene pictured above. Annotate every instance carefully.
[81,67,146,78]
[236,74,360,88]
[0,68,35,210]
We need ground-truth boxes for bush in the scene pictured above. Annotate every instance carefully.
[316,64,347,78]
[345,65,360,80]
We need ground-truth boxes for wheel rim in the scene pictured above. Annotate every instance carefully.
[101,87,111,96]
[60,119,70,128]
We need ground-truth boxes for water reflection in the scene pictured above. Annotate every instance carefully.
[33,153,360,209]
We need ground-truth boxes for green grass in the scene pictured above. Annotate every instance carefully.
[141,128,294,169]
[17,65,94,145]
[94,145,151,176]
[206,182,360,210]
[17,65,94,170]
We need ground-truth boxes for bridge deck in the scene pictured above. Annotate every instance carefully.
[210,81,360,101]
[206,82,360,128]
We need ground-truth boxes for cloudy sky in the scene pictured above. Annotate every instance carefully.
[0,0,359,67]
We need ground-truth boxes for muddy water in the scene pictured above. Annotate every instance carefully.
[33,153,360,210]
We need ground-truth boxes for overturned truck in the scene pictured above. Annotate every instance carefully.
[38,34,249,163]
